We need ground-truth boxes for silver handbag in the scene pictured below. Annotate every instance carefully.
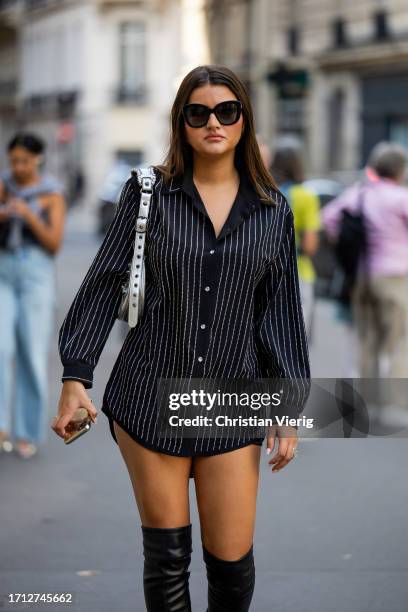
[117,165,156,328]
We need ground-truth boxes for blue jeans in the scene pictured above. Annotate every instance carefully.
[0,244,56,444]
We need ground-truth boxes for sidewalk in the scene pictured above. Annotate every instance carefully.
[1,228,408,612]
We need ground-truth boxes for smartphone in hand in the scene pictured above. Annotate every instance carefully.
[64,408,92,445]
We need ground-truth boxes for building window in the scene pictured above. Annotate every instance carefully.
[118,21,147,104]
[328,89,345,171]
[287,26,299,55]
[332,17,347,48]
[374,10,390,41]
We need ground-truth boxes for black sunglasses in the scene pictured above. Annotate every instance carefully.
[182,100,242,128]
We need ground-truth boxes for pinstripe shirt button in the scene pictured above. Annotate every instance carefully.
[204,286,210,292]
[197,356,203,362]
[209,249,215,254]
[200,323,206,329]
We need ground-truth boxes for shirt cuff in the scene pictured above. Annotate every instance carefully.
[61,361,94,389]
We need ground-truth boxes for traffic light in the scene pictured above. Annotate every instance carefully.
[266,62,309,98]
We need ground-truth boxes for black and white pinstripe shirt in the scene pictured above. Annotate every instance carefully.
[58,162,310,458]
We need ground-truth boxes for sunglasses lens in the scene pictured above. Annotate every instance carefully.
[183,101,241,127]
[184,105,209,127]
[215,102,240,125]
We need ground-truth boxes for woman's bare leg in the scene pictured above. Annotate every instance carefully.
[194,444,261,559]
[113,420,192,527]
[194,444,261,611]
[113,421,194,611]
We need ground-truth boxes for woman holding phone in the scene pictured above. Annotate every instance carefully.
[53,65,310,611]
[0,132,65,458]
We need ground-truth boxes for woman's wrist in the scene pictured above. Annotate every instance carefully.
[62,379,86,389]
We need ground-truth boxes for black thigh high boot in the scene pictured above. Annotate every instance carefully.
[141,523,193,612]
[203,543,255,612]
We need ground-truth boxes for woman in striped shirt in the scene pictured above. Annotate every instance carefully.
[53,65,310,612]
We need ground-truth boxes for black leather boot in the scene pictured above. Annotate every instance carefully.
[203,543,255,612]
[141,523,193,612]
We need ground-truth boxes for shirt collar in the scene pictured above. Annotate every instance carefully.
[159,162,264,241]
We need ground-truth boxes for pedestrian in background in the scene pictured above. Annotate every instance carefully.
[0,132,66,458]
[322,142,408,426]
[324,164,379,380]
[270,139,321,342]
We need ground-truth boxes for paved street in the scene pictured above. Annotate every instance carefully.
[1,223,408,612]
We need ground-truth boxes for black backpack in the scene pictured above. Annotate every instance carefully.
[331,185,368,305]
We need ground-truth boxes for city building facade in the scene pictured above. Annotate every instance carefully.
[0,0,209,211]
[203,0,408,180]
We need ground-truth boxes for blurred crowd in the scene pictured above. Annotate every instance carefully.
[263,137,408,430]
[1,128,408,459]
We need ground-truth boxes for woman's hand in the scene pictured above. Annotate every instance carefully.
[266,424,298,472]
[51,380,98,441]
[8,193,66,255]
[6,197,32,221]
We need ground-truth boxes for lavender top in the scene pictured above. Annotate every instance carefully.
[321,177,408,277]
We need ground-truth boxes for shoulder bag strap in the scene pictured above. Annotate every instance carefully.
[127,165,156,327]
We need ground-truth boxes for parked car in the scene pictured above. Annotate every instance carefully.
[97,159,134,236]
[302,178,344,298]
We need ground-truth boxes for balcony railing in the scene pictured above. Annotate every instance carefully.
[115,84,148,105]
[0,0,20,14]
[0,0,18,9]
[21,89,79,117]
[25,0,66,11]
[0,78,17,93]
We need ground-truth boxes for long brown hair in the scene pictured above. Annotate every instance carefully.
[154,65,279,206]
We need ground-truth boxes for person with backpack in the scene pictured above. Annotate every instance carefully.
[321,142,408,426]
[270,140,321,342]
